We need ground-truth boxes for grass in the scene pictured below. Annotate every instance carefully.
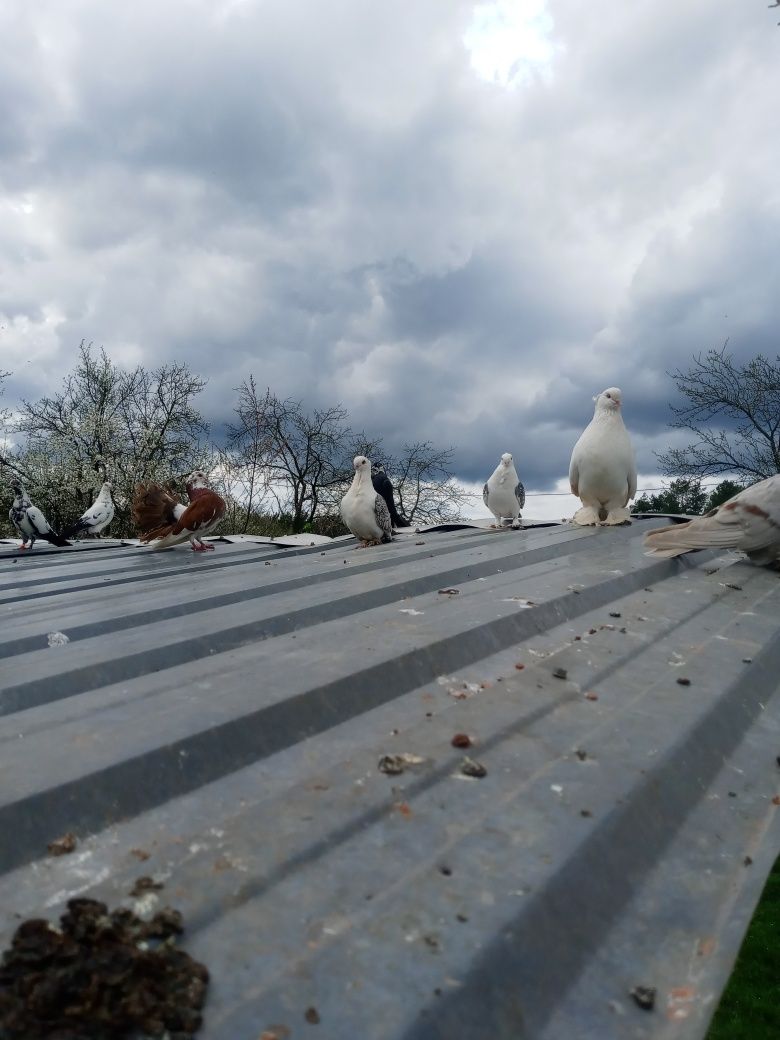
[705,854,780,1039]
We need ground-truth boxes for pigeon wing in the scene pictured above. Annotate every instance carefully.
[374,493,392,540]
[62,503,99,537]
[83,504,105,527]
[26,506,55,537]
[482,483,490,508]
[568,456,579,497]
[144,491,226,548]
[170,492,226,537]
[515,481,525,510]
[724,481,780,554]
[644,477,780,559]
[90,500,114,530]
[24,506,70,546]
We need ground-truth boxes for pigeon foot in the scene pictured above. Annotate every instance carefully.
[572,506,600,526]
[17,544,29,551]
[191,543,209,552]
[602,508,632,526]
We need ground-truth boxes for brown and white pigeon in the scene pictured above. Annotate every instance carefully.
[644,475,780,566]
[8,480,71,549]
[133,471,225,551]
[341,456,393,547]
[62,481,115,539]
[569,387,637,525]
[483,452,525,528]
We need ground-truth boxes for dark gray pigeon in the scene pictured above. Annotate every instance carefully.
[371,462,410,528]
[8,481,71,549]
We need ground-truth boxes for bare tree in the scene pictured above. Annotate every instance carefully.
[12,343,209,536]
[221,376,275,532]
[658,345,780,482]
[379,442,468,525]
[226,381,381,533]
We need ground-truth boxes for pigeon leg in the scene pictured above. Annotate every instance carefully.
[190,536,216,551]
[510,518,522,529]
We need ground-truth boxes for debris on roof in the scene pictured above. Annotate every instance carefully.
[0,519,778,1038]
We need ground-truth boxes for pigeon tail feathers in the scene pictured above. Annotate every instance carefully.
[61,517,90,539]
[41,529,73,547]
[133,483,184,536]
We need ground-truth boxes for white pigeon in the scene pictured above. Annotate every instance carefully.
[340,455,393,547]
[62,481,115,539]
[483,453,525,529]
[569,387,637,525]
[644,475,780,566]
[8,480,71,549]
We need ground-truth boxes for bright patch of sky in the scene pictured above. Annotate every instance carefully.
[463,0,557,86]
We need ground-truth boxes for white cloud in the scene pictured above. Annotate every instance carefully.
[464,0,558,86]
[0,0,778,490]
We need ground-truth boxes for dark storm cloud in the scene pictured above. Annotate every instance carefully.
[1,0,778,494]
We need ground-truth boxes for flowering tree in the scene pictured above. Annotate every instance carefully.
[5,343,209,536]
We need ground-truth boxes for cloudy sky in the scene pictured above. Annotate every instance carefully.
[1,0,779,516]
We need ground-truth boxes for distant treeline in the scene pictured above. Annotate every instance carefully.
[0,343,466,539]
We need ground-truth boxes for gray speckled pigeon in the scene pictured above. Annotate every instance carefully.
[8,481,71,549]
[483,453,525,529]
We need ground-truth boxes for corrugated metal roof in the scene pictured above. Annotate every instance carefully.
[1,520,779,1039]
